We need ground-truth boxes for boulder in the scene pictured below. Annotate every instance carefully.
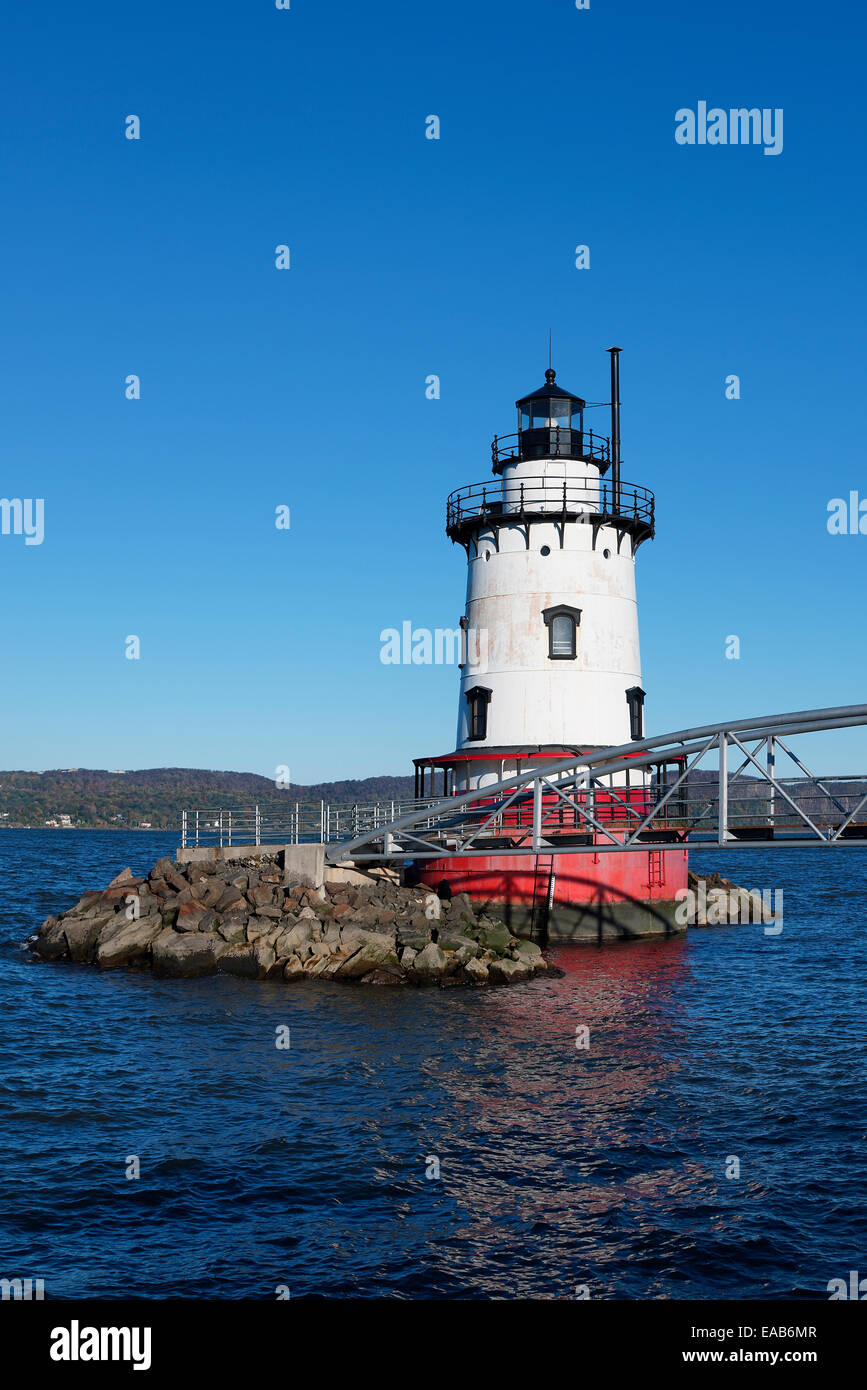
[69,891,105,915]
[96,915,164,968]
[488,957,532,985]
[217,940,274,979]
[283,955,306,981]
[186,861,215,885]
[410,942,448,982]
[335,934,400,980]
[217,944,260,978]
[152,930,228,978]
[513,945,542,970]
[477,921,512,955]
[200,880,226,909]
[64,916,108,962]
[397,916,432,951]
[247,917,278,943]
[175,899,208,932]
[106,867,142,890]
[274,922,313,956]
[214,886,244,914]
[462,956,489,985]
[438,929,480,957]
[37,917,71,959]
[360,968,406,986]
[217,917,247,945]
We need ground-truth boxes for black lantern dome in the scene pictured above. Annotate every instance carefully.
[492,367,610,473]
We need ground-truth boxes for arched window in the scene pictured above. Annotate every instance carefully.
[542,605,581,660]
[626,686,646,741]
[465,686,492,741]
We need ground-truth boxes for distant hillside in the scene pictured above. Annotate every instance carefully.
[0,768,416,830]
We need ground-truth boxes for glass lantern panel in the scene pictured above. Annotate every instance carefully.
[531,397,573,429]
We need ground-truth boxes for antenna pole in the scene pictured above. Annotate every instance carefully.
[606,347,622,513]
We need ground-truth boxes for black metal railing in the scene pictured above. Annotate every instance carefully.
[492,428,611,469]
[446,476,655,538]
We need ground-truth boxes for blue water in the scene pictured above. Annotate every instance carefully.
[0,831,865,1300]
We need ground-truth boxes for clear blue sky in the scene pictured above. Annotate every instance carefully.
[1,0,865,780]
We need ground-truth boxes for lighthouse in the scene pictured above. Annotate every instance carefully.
[413,348,688,940]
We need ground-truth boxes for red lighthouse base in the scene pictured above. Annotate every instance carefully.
[417,845,689,943]
[412,748,690,942]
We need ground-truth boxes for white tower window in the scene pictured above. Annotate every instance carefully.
[542,605,581,661]
[465,686,492,741]
[626,685,646,741]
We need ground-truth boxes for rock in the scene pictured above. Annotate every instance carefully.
[96,915,164,968]
[254,941,276,976]
[70,891,104,915]
[400,947,417,969]
[410,942,448,982]
[254,904,282,920]
[297,905,317,921]
[175,899,208,932]
[247,917,277,942]
[186,861,214,885]
[215,886,244,914]
[36,918,71,959]
[275,922,313,956]
[462,956,489,985]
[200,880,226,909]
[150,857,177,882]
[217,917,247,945]
[438,929,480,957]
[335,934,400,979]
[63,917,108,962]
[283,955,306,981]
[248,884,274,908]
[106,867,140,889]
[216,940,274,979]
[488,957,532,985]
[512,938,541,956]
[361,968,406,986]
[217,944,260,978]
[152,930,228,978]
[513,946,541,970]
[477,921,512,954]
[449,892,475,920]
[397,917,432,951]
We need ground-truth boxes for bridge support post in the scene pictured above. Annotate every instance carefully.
[718,733,728,845]
[532,777,542,850]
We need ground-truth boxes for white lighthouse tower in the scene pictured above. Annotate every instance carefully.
[413,348,687,939]
[428,350,653,795]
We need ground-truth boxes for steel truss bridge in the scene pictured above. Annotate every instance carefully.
[324,705,867,865]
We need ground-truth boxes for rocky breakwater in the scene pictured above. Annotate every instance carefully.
[28,854,551,988]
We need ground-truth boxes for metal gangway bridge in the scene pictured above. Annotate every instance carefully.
[179,705,867,865]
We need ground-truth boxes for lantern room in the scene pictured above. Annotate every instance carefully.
[491,368,611,472]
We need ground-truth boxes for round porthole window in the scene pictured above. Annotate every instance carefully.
[603,548,611,559]
[540,545,551,556]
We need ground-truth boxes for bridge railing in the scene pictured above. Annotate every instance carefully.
[322,706,867,863]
